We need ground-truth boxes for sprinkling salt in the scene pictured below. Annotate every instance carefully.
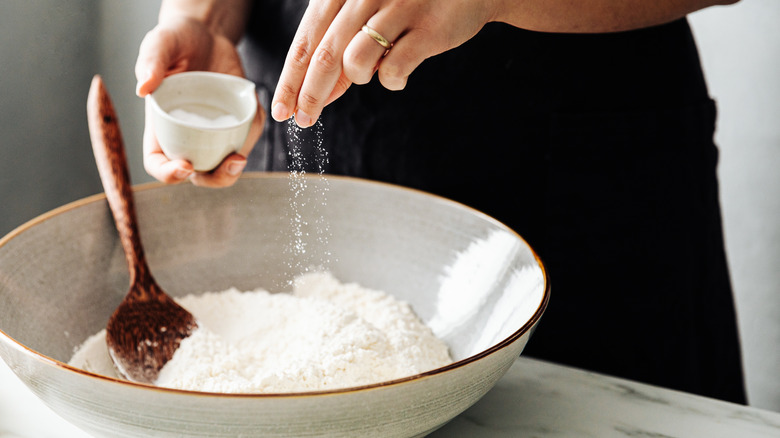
[285,118,332,275]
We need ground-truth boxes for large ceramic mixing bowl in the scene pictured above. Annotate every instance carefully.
[0,173,549,438]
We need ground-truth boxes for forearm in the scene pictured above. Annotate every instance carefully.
[490,0,739,33]
[158,0,252,42]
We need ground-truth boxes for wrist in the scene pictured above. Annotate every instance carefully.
[159,0,250,43]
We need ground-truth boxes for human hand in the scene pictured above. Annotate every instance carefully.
[269,0,496,128]
[135,16,264,188]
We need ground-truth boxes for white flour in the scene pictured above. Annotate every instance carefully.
[69,272,452,393]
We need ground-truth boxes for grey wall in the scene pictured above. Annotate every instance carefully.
[1,0,778,411]
[0,2,102,235]
[97,0,158,186]
[690,0,780,411]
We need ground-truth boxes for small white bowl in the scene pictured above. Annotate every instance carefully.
[148,71,257,171]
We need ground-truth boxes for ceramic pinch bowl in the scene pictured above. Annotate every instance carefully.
[147,71,257,172]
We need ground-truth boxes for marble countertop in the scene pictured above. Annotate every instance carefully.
[2,356,779,437]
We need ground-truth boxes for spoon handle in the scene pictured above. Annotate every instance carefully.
[87,75,152,291]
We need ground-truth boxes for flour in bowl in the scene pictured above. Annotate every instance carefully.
[69,272,452,393]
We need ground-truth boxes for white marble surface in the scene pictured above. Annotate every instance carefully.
[2,356,779,438]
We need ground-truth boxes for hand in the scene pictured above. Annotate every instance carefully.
[135,16,264,188]
[269,0,496,128]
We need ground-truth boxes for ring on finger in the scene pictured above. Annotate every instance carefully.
[361,25,393,50]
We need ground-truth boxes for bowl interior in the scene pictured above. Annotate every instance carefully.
[151,71,257,125]
[0,173,547,373]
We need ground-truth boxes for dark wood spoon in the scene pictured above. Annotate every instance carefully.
[87,75,198,384]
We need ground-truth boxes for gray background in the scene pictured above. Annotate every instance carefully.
[1,1,778,411]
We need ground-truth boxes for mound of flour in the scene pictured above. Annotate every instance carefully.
[69,272,452,393]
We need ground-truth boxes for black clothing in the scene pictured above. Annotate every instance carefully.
[240,4,747,404]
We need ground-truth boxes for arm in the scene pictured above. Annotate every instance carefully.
[137,0,252,96]
[157,0,251,43]
[270,0,740,128]
[493,0,740,34]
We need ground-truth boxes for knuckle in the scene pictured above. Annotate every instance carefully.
[342,46,360,69]
[342,52,373,84]
[350,0,370,9]
[142,156,162,180]
[379,76,406,91]
[335,75,352,94]
[287,37,313,69]
[142,163,159,181]
[298,90,322,108]
[345,70,372,86]
[276,82,298,101]
[345,68,373,85]
[378,59,403,81]
[343,45,370,69]
[138,29,156,50]
[190,174,235,188]
[378,60,407,91]
[312,44,340,73]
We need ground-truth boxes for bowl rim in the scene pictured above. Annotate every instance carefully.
[0,172,551,399]
[148,71,257,131]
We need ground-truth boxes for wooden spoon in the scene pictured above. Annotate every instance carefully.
[87,75,198,383]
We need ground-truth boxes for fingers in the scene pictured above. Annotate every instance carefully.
[143,96,265,188]
[271,0,434,128]
[189,154,247,188]
[135,26,183,97]
[324,72,352,107]
[275,0,398,127]
[143,142,194,184]
[143,99,193,183]
[270,2,332,124]
[297,2,388,127]
[137,16,264,188]
[342,20,399,85]
[143,135,249,188]
[138,23,197,185]
[344,15,407,84]
[358,5,439,91]
[374,28,431,91]
[135,18,239,97]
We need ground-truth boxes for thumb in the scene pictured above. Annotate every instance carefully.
[135,27,180,97]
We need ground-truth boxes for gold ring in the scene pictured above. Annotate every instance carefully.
[361,25,392,50]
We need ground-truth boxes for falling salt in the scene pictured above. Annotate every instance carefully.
[285,118,332,277]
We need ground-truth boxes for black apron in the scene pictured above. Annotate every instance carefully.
[240,2,747,404]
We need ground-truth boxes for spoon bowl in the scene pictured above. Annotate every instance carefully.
[87,75,197,383]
